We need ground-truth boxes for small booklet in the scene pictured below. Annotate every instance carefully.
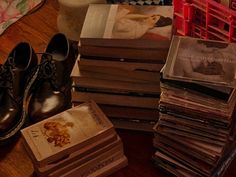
[21,101,115,166]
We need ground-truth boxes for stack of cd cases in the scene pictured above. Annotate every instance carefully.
[152,35,236,177]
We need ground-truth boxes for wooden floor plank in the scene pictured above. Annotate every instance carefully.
[0,0,59,64]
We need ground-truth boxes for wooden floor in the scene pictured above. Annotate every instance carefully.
[1,1,236,177]
[0,0,59,64]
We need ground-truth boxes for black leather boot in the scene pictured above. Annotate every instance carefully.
[0,42,38,144]
[28,33,77,123]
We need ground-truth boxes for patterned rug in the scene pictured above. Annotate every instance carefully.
[0,0,44,35]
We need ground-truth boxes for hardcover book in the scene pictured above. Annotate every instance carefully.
[71,88,159,109]
[79,44,169,62]
[71,62,161,95]
[79,55,164,72]
[163,35,236,87]
[80,4,173,49]
[73,58,161,83]
[72,103,158,121]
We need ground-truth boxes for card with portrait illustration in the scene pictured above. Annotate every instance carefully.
[21,101,115,167]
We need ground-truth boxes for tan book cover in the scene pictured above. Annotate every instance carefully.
[21,101,115,167]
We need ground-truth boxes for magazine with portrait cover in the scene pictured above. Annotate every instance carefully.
[80,4,173,49]
[163,35,236,88]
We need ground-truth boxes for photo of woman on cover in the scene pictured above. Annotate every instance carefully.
[172,37,236,85]
[111,5,172,40]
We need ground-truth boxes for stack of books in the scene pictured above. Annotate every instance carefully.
[21,101,127,177]
[71,3,173,131]
[152,35,236,177]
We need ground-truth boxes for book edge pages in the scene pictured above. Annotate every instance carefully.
[34,133,119,175]
[35,135,121,176]
[49,143,125,177]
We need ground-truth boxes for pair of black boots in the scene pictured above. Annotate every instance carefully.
[0,33,77,144]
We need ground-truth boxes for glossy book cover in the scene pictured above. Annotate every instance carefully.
[163,36,236,87]
[80,4,173,48]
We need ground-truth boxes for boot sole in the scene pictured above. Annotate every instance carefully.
[0,67,40,144]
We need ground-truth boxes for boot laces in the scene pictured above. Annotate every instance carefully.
[0,57,14,90]
[37,53,58,90]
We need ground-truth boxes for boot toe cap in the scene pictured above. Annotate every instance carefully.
[28,92,67,123]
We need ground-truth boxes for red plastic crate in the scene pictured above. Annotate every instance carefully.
[173,0,236,42]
